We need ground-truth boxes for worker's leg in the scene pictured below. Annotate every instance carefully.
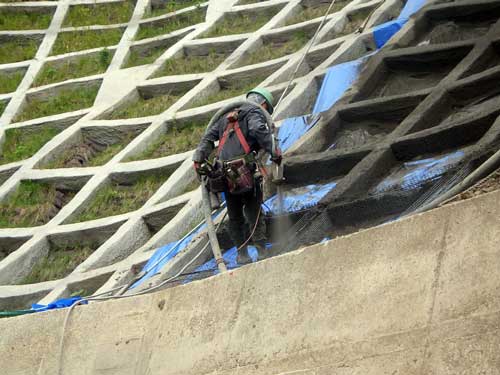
[243,181,267,256]
[225,191,245,247]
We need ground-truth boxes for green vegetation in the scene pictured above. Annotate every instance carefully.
[285,2,346,26]
[0,181,75,228]
[188,74,267,108]
[127,121,205,160]
[0,126,61,165]
[0,8,53,30]
[153,51,226,77]
[19,242,98,284]
[14,85,99,122]
[0,70,24,94]
[237,0,269,4]
[64,1,134,27]
[34,49,112,87]
[125,45,169,67]
[0,101,6,116]
[73,173,167,222]
[0,38,39,64]
[136,8,205,40]
[51,29,123,55]
[239,31,309,66]
[108,92,181,119]
[45,131,140,168]
[147,0,203,18]
[201,9,279,38]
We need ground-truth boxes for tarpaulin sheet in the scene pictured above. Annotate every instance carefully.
[277,114,321,151]
[263,181,338,215]
[399,0,427,21]
[312,58,365,114]
[373,20,405,49]
[374,151,465,193]
[31,296,87,312]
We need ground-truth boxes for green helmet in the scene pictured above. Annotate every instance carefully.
[246,87,274,114]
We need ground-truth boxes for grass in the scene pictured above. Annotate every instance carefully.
[64,1,134,27]
[147,0,204,18]
[285,2,346,26]
[51,29,123,56]
[0,8,53,30]
[136,8,205,40]
[338,9,372,37]
[188,75,267,108]
[239,31,309,66]
[0,181,75,228]
[237,0,269,4]
[152,51,226,77]
[14,85,99,122]
[45,130,140,168]
[0,70,24,94]
[73,173,167,222]
[201,9,278,38]
[0,101,6,116]
[34,49,112,87]
[0,38,39,64]
[124,45,169,67]
[0,126,61,165]
[19,242,98,284]
[127,121,205,161]
[108,92,181,119]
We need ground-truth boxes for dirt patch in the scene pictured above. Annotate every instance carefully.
[446,168,500,204]
[422,20,492,45]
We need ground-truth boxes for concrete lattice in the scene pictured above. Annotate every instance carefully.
[0,0,407,310]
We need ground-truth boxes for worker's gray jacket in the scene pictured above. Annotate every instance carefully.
[193,104,278,163]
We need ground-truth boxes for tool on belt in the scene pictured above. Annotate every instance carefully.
[203,110,262,195]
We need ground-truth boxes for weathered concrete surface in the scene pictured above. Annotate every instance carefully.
[1,189,500,375]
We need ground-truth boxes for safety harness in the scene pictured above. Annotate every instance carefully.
[217,110,251,157]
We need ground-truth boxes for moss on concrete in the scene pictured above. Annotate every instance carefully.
[152,51,226,77]
[136,8,205,40]
[126,120,205,161]
[188,74,267,108]
[108,92,182,119]
[64,1,134,27]
[0,37,39,64]
[0,181,75,228]
[51,29,123,55]
[34,49,112,87]
[73,173,167,222]
[19,242,99,284]
[14,85,99,122]
[147,0,204,18]
[238,31,309,66]
[0,8,52,30]
[0,126,61,165]
[0,70,25,94]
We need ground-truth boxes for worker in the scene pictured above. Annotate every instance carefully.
[193,88,282,265]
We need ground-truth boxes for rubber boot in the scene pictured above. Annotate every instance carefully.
[236,246,252,265]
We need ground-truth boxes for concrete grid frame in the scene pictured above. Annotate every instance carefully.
[0,0,406,309]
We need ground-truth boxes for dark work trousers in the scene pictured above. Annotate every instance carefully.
[225,181,266,250]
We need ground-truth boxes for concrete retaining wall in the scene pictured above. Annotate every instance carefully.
[1,188,499,374]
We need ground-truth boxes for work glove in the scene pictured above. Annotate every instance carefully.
[271,147,282,166]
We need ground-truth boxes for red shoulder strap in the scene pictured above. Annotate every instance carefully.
[217,111,251,156]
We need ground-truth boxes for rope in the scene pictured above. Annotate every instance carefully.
[274,0,339,112]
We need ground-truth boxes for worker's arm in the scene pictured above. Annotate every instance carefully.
[192,119,220,163]
[247,108,281,163]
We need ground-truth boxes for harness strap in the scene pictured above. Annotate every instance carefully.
[217,110,251,156]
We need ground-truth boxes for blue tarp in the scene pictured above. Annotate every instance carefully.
[399,0,427,21]
[31,296,87,312]
[277,114,321,151]
[374,151,465,193]
[313,58,366,114]
[263,181,338,215]
[373,20,405,49]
